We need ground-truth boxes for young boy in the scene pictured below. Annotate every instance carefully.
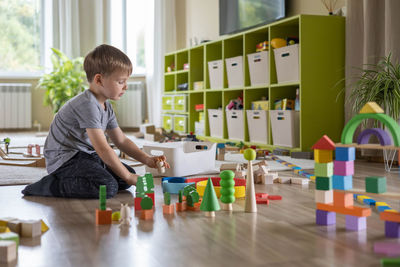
[22,44,169,198]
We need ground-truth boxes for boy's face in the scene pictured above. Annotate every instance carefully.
[98,70,130,101]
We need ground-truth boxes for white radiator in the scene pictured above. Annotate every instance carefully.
[116,81,145,127]
[0,83,32,129]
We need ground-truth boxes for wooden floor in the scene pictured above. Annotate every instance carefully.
[1,160,400,267]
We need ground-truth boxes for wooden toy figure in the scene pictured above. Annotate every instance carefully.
[244,149,257,213]
[119,203,131,226]
[140,195,154,220]
[200,177,220,217]
[163,192,174,214]
[157,160,165,174]
[220,170,235,211]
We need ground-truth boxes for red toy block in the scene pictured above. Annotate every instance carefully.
[268,195,282,200]
[311,135,335,150]
[256,193,268,198]
[380,211,400,223]
[96,208,112,225]
[333,191,353,207]
[316,203,371,217]
[163,204,174,214]
[140,209,153,220]
[176,201,187,212]
[135,192,155,211]
[256,198,269,204]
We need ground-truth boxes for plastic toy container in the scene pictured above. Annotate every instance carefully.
[226,110,244,140]
[173,95,187,112]
[247,51,269,86]
[162,114,173,132]
[208,109,223,138]
[173,115,187,133]
[162,95,173,111]
[143,141,216,176]
[225,56,244,88]
[270,110,299,147]
[208,60,223,89]
[273,44,299,83]
[246,110,268,143]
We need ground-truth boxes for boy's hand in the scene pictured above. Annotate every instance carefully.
[146,155,170,169]
[126,173,140,185]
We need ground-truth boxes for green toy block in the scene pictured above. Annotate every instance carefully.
[381,258,400,267]
[99,185,106,210]
[164,192,171,205]
[0,232,19,247]
[314,162,333,177]
[365,176,387,194]
[140,195,153,210]
[316,177,332,191]
[178,190,183,203]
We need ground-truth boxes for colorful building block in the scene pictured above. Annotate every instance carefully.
[315,190,333,204]
[333,160,354,176]
[316,176,332,190]
[333,191,353,207]
[374,242,400,256]
[0,232,19,247]
[315,162,333,177]
[366,176,387,194]
[163,204,174,214]
[95,208,112,225]
[378,206,393,212]
[359,101,384,114]
[314,149,333,163]
[316,203,371,217]
[381,211,400,223]
[363,198,376,206]
[311,135,336,150]
[332,175,352,190]
[345,215,366,231]
[0,240,16,263]
[381,258,400,266]
[21,220,41,237]
[140,209,154,220]
[385,221,400,238]
[316,209,336,225]
[335,147,355,161]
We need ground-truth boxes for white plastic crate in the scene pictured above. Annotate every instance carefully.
[143,141,216,176]
[208,60,223,89]
[226,110,244,140]
[273,44,299,83]
[247,51,269,86]
[173,115,187,133]
[208,109,223,138]
[270,110,299,147]
[246,110,268,143]
[225,56,244,88]
[173,95,187,112]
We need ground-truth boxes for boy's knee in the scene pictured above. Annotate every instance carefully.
[102,179,119,198]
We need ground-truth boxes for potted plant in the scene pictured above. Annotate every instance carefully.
[38,48,87,113]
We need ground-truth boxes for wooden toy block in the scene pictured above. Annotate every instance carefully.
[256,197,269,204]
[134,192,155,211]
[314,149,333,163]
[316,176,332,191]
[163,204,174,214]
[332,175,353,190]
[311,135,336,150]
[140,209,154,220]
[262,172,278,184]
[374,242,400,256]
[0,240,16,263]
[366,176,387,194]
[187,202,201,211]
[21,220,41,237]
[381,258,400,266]
[316,209,336,225]
[376,202,389,207]
[314,162,333,177]
[95,208,112,225]
[268,195,282,200]
[359,101,384,114]
[380,211,400,223]
[356,195,369,203]
[99,185,106,211]
[0,227,10,233]
[291,177,309,185]
[335,147,355,161]
[0,232,19,247]
[333,191,353,207]
[256,193,268,198]
[316,203,371,217]
[315,190,333,204]
[345,215,366,231]
[278,177,291,184]
[333,160,354,176]
[385,221,400,238]
[176,201,187,212]
[378,206,393,213]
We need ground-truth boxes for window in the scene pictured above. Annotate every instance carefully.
[0,0,52,77]
[109,0,151,75]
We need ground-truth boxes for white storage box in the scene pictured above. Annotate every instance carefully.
[246,110,268,143]
[208,109,223,138]
[247,51,269,86]
[143,141,216,176]
[208,60,223,89]
[273,44,299,83]
[225,56,244,88]
[270,110,299,147]
[226,110,244,140]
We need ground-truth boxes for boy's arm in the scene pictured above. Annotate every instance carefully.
[86,128,138,185]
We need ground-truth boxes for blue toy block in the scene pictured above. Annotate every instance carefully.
[335,147,355,161]
[378,206,392,212]
[332,175,353,190]
[363,198,376,206]
[316,209,336,225]
[385,221,400,238]
[353,194,360,200]
[293,166,302,170]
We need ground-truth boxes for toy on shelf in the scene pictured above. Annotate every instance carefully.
[134,174,155,211]
[163,192,174,214]
[140,196,154,220]
[176,190,187,212]
[256,41,269,52]
[244,149,257,213]
[220,170,235,211]
[270,38,286,49]
[96,185,112,225]
[200,178,220,217]
[119,204,131,226]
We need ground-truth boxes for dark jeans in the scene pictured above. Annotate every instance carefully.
[22,151,134,199]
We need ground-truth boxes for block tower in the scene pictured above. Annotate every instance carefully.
[313,135,371,230]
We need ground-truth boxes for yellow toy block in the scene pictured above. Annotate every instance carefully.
[314,149,333,163]
[310,176,316,181]
[0,227,10,233]
[359,102,384,114]
[356,195,369,203]
[375,202,389,207]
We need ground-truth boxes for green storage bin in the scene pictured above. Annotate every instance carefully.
[162,115,173,132]
[174,115,187,133]
[162,96,173,111]
[174,95,187,112]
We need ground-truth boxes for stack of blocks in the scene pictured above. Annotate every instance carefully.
[96,185,112,225]
[135,173,155,211]
[313,135,371,230]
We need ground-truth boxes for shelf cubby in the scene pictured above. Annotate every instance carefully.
[176,50,189,71]
[165,53,176,73]
[188,92,204,133]
[205,41,223,89]
[189,46,204,91]
[244,88,269,142]
[164,74,175,92]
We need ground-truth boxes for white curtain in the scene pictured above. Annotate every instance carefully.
[145,0,176,127]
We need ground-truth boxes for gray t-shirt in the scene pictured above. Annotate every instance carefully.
[44,89,119,174]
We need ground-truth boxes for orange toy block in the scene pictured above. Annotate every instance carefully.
[380,211,400,223]
[96,208,112,225]
[316,203,371,217]
[162,204,174,214]
[140,209,154,220]
[187,202,201,211]
[333,191,353,207]
[176,201,187,212]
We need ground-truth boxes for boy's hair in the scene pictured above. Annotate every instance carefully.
[84,44,133,82]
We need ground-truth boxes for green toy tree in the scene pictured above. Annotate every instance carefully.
[220,170,235,211]
[200,177,220,217]
[183,185,200,207]
[140,195,153,210]
[178,190,183,203]
[164,192,171,205]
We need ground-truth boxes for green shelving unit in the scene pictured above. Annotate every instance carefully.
[163,15,345,151]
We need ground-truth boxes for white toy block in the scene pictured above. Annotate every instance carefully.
[315,190,333,204]
[291,177,310,185]
[278,177,291,184]
[220,163,241,172]
[262,172,278,184]
[0,240,17,263]
[235,170,246,179]
[21,220,41,237]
